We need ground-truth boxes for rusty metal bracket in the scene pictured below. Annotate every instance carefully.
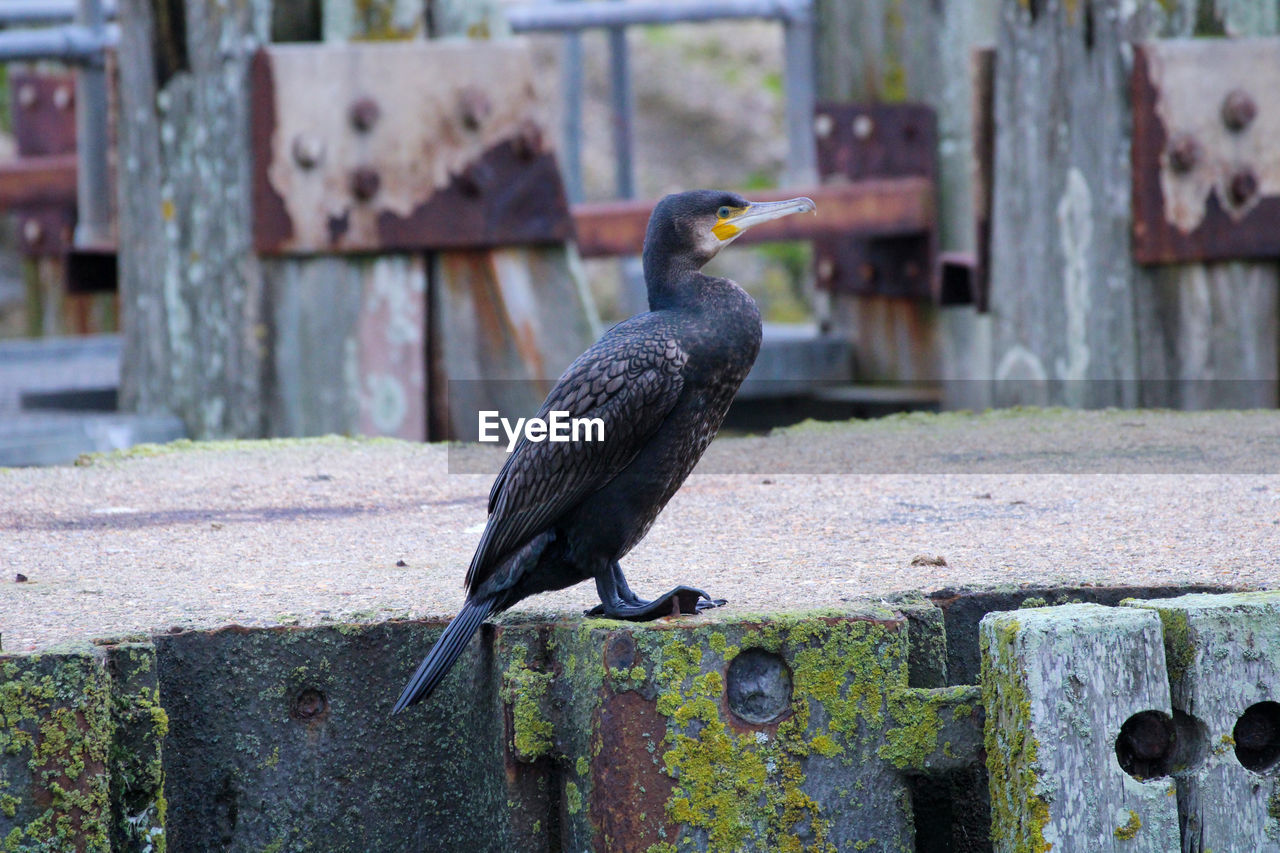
[6,71,78,259]
[251,41,573,255]
[812,102,937,299]
[1132,38,1280,264]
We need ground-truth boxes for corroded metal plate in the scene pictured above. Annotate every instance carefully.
[1132,38,1280,264]
[251,40,572,254]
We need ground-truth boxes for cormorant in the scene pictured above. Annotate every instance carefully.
[393,189,816,713]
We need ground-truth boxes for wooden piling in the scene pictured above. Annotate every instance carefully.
[980,604,1181,852]
[1129,592,1280,851]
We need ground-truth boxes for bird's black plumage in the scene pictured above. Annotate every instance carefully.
[394,189,815,713]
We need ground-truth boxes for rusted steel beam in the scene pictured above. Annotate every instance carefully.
[0,154,78,209]
[571,177,933,257]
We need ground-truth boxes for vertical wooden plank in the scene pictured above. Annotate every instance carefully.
[116,0,270,438]
[1130,593,1280,851]
[262,1,430,441]
[980,604,1181,852]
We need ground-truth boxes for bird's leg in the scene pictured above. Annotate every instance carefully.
[586,561,725,621]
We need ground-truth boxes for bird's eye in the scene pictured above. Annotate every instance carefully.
[717,206,732,219]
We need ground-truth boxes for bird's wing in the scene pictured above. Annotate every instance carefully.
[466,326,687,593]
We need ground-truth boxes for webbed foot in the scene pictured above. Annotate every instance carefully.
[586,585,726,621]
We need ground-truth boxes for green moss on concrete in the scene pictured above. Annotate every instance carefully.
[879,685,978,771]
[500,644,554,761]
[1114,809,1141,840]
[0,651,112,852]
[565,781,583,815]
[981,617,1051,853]
[105,643,168,852]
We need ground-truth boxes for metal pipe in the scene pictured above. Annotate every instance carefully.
[782,7,816,184]
[0,1,117,25]
[559,0,585,202]
[0,21,116,63]
[508,0,811,32]
[607,22,635,199]
[74,0,112,248]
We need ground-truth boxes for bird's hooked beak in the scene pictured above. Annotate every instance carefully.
[711,196,817,244]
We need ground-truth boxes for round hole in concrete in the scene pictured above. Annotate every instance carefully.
[1116,709,1176,780]
[292,688,328,722]
[1234,701,1280,773]
[726,648,792,725]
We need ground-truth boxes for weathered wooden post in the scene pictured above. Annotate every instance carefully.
[980,604,1181,852]
[989,0,1278,409]
[115,0,271,438]
[1129,592,1280,850]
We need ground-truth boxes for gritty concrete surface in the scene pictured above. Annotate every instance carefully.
[1,409,1277,652]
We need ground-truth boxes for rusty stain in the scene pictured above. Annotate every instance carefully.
[251,41,571,254]
[373,141,572,250]
[249,49,294,249]
[1132,42,1280,263]
[590,689,679,851]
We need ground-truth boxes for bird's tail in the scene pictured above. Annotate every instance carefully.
[392,596,495,714]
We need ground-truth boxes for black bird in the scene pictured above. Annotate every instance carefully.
[393,189,815,713]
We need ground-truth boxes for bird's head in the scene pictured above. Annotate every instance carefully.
[643,189,817,276]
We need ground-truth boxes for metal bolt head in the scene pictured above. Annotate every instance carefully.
[17,84,36,110]
[21,219,42,246]
[1166,134,1199,175]
[291,134,325,170]
[458,87,492,131]
[349,97,380,133]
[1221,89,1257,132]
[813,113,834,139]
[852,114,875,141]
[52,85,72,111]
[350,166,381,201]
[816,257,835,282]
[1228,167,1258,207]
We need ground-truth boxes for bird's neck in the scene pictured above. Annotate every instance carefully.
[643,251,703,311]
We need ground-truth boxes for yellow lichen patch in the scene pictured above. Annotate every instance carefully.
[637,613,907,852]
[1114,809,1141,841]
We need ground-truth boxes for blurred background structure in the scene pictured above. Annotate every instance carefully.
[0,0,1276,464]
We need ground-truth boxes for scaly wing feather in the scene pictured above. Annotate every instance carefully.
[466,320,687,594]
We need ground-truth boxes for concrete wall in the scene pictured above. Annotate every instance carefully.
[4,586,1269,852]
